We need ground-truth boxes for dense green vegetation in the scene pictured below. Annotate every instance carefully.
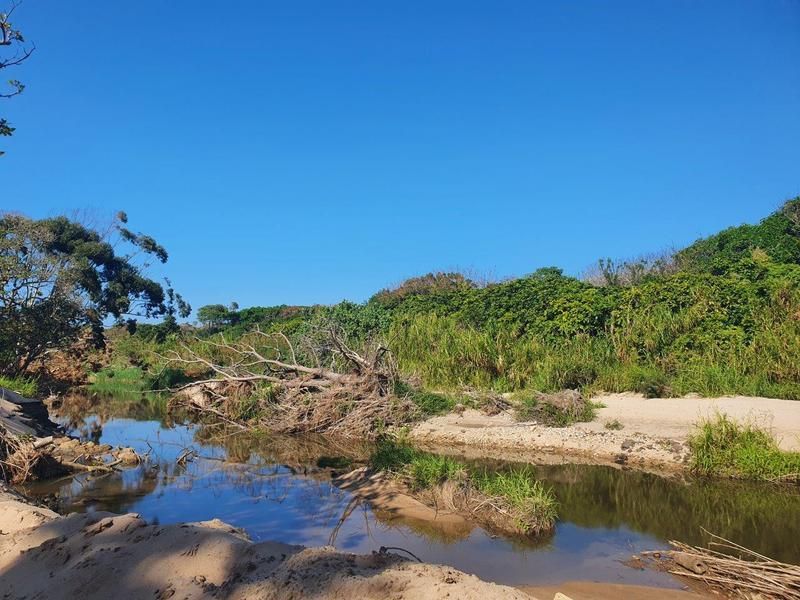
[689,414,800,482]
[110,198,800,404]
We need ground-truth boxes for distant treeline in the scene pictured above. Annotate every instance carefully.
[127,198,800,400]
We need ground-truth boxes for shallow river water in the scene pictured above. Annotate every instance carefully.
[20,397,800,589]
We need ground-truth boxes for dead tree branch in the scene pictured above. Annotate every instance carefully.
[165,329,412,438]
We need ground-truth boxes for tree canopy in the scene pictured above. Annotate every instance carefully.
[0,212,189,375]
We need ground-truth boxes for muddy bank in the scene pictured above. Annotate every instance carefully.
[0,487,534,600]
[411,393,800,474]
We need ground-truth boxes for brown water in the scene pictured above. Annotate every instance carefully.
[19,395,800,588]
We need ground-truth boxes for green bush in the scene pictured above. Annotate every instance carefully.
[677,200,800,274]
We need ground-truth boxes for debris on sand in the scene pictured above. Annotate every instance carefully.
[642,531,800,600]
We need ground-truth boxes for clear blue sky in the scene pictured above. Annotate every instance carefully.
[4,1,799,312]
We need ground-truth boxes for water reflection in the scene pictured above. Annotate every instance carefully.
[534,463,800,562]
[20,394,800,587]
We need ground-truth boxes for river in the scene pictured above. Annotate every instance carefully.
[18,393,800,590]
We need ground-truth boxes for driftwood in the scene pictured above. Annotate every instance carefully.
[643,530,800,600]
[166,329,414,439]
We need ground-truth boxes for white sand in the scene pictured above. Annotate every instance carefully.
[411,393,800,472]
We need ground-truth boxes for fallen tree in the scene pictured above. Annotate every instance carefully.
[1,386,140,484]
[165,328,416,438]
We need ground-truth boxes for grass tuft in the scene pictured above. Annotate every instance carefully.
[369,438,557,534]
[689,414,800,482]
[471,466,558,531]
[0,376,38,397]
[407,453,466,489]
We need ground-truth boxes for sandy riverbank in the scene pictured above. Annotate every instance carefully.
[0,487,530,600]
[410,393,800,473]
[0,486,710,600]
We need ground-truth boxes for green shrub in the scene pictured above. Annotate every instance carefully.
[689,414,800,481]
[677,200,800,274]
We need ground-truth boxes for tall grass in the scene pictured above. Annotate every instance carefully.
[390,312,800,400]
[690,414,800,482]
[390,313,616,392]
[0,375,38,397]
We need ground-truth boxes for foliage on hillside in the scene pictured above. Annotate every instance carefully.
[113,197,800,400]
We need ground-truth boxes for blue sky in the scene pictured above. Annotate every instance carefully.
[4,1,799,312]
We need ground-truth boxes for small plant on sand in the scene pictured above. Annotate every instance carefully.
[689,414,800,482]
[605,419,624,431]
[394,381,455,416]
[515,390,598,427]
